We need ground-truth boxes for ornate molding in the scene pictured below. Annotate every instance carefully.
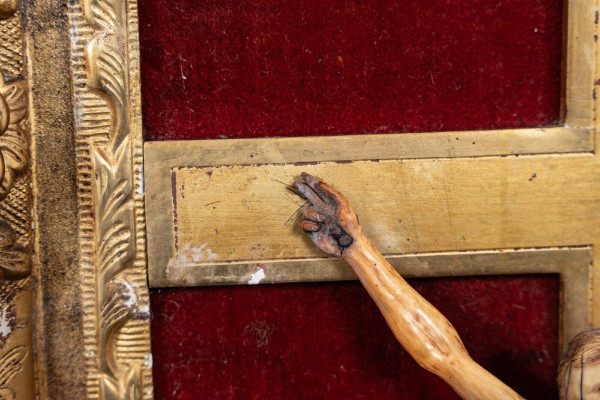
[69,0,153,398]
[0,0,35,398]
[0,70,28,203]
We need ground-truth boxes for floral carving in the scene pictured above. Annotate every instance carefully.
[0,71,27,202]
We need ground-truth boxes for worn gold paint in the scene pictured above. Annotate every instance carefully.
[148,154,598,272]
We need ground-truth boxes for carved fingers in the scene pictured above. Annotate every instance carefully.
[302,207,325,223]
[293,172,359,258]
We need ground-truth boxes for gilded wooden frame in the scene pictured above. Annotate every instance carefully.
[0,0,594,398]
[25,0,153,397]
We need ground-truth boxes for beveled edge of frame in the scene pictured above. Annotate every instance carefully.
[145,126,592,168]
[150,246,592,354]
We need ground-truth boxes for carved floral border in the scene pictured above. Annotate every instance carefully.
[68,0,153,398]
[0,0,35,398]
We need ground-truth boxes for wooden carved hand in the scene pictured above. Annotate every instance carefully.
[293,172,359,257]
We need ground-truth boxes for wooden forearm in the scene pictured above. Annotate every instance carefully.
[294,172,523,400]
[343,234,523,400]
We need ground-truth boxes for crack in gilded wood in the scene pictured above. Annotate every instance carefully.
[69,0,153,398]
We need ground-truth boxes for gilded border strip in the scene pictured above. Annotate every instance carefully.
[159,246,591,352]
[145,126,592,168]
[68,0,153,398]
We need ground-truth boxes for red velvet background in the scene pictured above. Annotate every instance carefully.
[139,0,564,398]
[151,277,559,400]
[139,0,562,141]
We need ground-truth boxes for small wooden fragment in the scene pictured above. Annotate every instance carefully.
[295,172,523,400]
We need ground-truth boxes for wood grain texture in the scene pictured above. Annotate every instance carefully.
[289,172,577,399]
[342,236,524,400]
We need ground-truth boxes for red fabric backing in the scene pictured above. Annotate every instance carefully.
[150,276,559,400]
[140,0,564,398]
[139,0,563,140]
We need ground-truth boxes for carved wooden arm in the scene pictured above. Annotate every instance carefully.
[294,172,523,400]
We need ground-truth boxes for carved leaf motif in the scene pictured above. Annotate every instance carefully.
[82,0,150,396]
[101,282,134,331]
[0,346,26,395]
[83,0,123,30]
[95,141,134,281]
[99,364,141,400]
[94,112,136,385]
[0,71,28,201]
[86,37,129,157]
[0,388,15,400]
[84,0,144,395]
[87,39,126,106]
